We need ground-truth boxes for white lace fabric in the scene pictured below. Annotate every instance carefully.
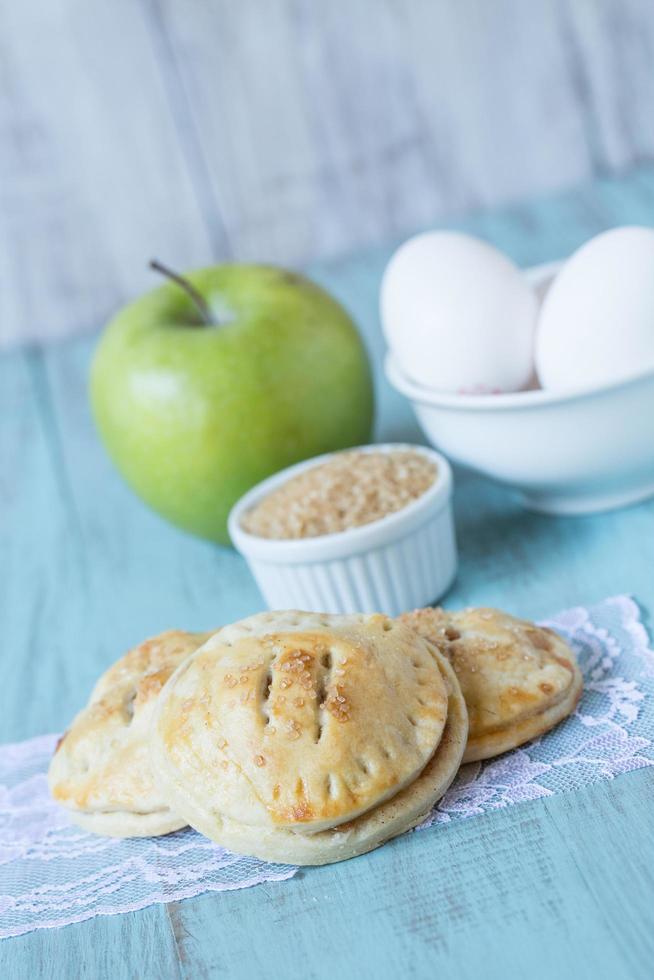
[1,595,652,939]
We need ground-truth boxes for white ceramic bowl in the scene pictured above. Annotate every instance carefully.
[228,444,457,616]
[385,262,654,515]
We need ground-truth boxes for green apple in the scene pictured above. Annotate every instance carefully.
[90,263,374,545]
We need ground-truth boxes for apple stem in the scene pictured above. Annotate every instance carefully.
[149,259,215,326]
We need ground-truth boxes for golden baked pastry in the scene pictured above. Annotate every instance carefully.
[49,629,213,836]
[399,607,583,763]
[150,611,468,864]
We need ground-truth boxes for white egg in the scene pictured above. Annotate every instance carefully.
[380,231,537,394]
[536,226,654,391]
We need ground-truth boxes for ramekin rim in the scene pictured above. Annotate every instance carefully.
[228,442,453,561]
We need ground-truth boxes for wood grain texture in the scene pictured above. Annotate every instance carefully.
[166,770,654,980]
[2,168,654,976]
[0,904,182,980]
[2,0,654,346]
[0,0,213,347]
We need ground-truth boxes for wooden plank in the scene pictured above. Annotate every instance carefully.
[0,904,182,980]
[0,348,90,743]
[158,0,597,266]
[0,0,214,348]
[564,0,654,170]
[0,348,180,975]
[3,1,654,348]
[4,168,654,974]
[167,768,654,980]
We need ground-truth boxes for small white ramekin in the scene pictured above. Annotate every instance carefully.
[228,443,457,616]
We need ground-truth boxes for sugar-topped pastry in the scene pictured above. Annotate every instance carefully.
[399,607,582,763]
[49,629,214,837]
[150,611,467,864]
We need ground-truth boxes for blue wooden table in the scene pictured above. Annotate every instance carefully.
[2,168,654,978]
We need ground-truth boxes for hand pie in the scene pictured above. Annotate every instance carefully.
[49,629,213,837]
[399,607,583,763]
[150,611,468,865]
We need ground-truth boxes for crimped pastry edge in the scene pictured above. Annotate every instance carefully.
[150,643,468,865]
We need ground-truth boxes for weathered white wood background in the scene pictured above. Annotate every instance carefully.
[1,0,653,347]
